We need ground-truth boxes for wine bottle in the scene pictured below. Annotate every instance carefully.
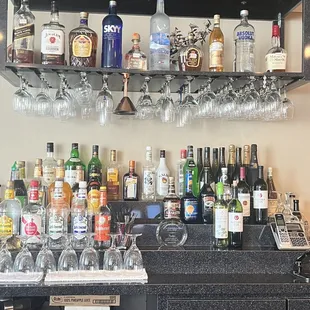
[228,180,243,248]
[232,147,242,183]
[212,148,219,183]
[199,147,214,189]
[247,144,259,187]
[253,166,268,224]
[220,167,231,202]
[156,150,170,199]
[227,144,236,185]
[183,146,199,198]
[237,167,251,224]
[177,149,187,198]
[243,144,250,183]
[267,167,277,218]
[196,148,203,189]
[198,167,216,224]
[292,199,302,221]
[213,182,228,248]
[217,147,226,182]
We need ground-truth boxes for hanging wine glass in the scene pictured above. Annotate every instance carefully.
[160,75,175,123]
[123,233,143,270]
[199,78,216,118]
[79,233,99,271]
[136,77,155,120]
[53,76,71,121]
[12,76,34,115]
[35,75,53,117]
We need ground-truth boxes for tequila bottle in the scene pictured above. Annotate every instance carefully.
[125,33,147,70]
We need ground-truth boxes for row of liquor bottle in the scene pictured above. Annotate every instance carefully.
[11,0,286,72]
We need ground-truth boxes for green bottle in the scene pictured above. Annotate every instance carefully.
[213,182,228,248]
[183,145,199,197]
[65,143,86,188]
[87,145,102,183]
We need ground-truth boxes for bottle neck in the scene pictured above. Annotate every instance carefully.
[241,16,249,24]
[71,149,79,158]
[250,151,258,166]
[168,183,176,195]
[258,168,264,179]
[47,152,54,158]
[129,166,135,174]
[272,35,280,48]
[231,185,238,199]
[156,0,165,13]
[203,168,211,185]
[80,18,88,27]
[132,40,141,51]
[204,152,211,167]
[56,167,65,179]
[109,3,117,14]
[228,151,236,165]
[29,188,39,203]
[78,188,87,199]
[219,151,226,166]
[34,166,43,178]
[51,11,60,23]
[146,151,152,162]
[5,189,15,200]
[236,149,242,166]
[159,157,166,165]
[100,192,107,206]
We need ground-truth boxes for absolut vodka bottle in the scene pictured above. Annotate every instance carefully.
[102,1,123,68]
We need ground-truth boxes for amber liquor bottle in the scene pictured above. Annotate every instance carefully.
[209,14,224,72]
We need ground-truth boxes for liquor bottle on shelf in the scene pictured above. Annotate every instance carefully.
[292,200,302,221]
[209,14,224,72]
[65,143,86,188]
[227,144,236,185]
[212,148,219,182]
[107,150,120,201]
[46,180,70,249]
[33,158,47,207]
[87,170,101,216]
[123,161,139,201]
[217,147,226,183]
[71,181,90,249]
[12,0,35,64]
[156,150,170,199]
[247,144,259,188]
[232,147,242,184]
[243,145,250,170]
[196,148,203,186]
[177,149,187,198]
[181,171,201,224]
[238,167,251,224]
[94,186,111,250]
[220,167,231,202]
[200,147,214,189]
[71,166,85,198]
[199,167,216,224]
[213,182,228,248]
[101,0,123,68]
[163,177,181,220]
[14,172,28,208]
[233,10,255,72]
[253,166,268,225]
[228,180,243,248]
[43,142,57,187]
[41,0,65,65]
[69,12,98,67]
[87,145,102,183]
[21,180,45,248]
[149,0,170,70]
[48,159,73,207]
[267,167,278,218]
[124,33,147,70]
[183,146,199,198]
[265,21,287,73]
[0,181,21,237]
[142,146,156,201]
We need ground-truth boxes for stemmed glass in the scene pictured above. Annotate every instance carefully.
[79,233,99,271]
[35,76,53,117]
[221,78,238,119]
[154,87,165,117]
[13,76,34,115]
[243,77,261,120]
[280,85,294,121]
[13,236,35,273]
[53,76,71,121]
[183,77,198,118]
[136,77,154,120]
[0,236,13,273]
[124,233,143,270]
[160,75,175,123]
[264,77,282,121]
[198,78,216,118]
[103,234,123,271]
[58,234,79,272]
[35,234,56,273]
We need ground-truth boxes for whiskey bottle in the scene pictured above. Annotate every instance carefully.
[69,12,98,67]
[107,150,120,201]
[209,14,224,72]
[41,0,65,65]
[124,33,147,70]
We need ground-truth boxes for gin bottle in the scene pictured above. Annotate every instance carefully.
[149,0,170,70]
[142,146,156,201]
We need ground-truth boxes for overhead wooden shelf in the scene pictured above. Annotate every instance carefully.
[11,0,301,20]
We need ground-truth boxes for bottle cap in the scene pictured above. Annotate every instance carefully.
[232,180,237,187]
[30,180,39,188]
[132,33,141,41]
[79,181,87,188]
[92,145,99,154]
[51,1,59,13]
[100,186,107,191]
[240,167,246,179]
[214,14,220,23]
[110,0,117,6]
[221,167,228,174]
[47,142,54,152]
[146,146,152,151]
[55,180,63,188]
[229,144,236,152]
[35,158,42,165]
[168,177,175,184]
[80,12,89,19]
[213,148,218,154]
[160,150,166,158]
[272,24,280,37]
[293,199,300,211]
[240,10,249,17]
[129,160,135,168]
[243,145,250,151]
[251,144,257,152]
[57,159,64,166]
[267,167,273,176]
[180,149,187,159]
[72,143,79,149]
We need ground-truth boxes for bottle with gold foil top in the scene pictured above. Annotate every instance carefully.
[107,150,120,201]
[267,167,278,218]
[227,144,236,185]
[0,181,21,237]
[33,158,48,207]
[124,33,147,70]
[209,14,224,72]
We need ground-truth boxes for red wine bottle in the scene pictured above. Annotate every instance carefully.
[232,147,242,183]
[227,144,236,185]
[237,167,251,224]
[253,166,268,224]
[212,148,219,182]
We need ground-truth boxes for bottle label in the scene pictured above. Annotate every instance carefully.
[236,31,255,41]
[265,53,287,71]
[143,171,155,195]
[13,24,34,50]
[228,212,243,232]
[0,215,13,237]
[268,199,278,217]
[21,215,41,242]
[164,201,181,219]
[43,167,56,185]
[29,189,39,201]
[88,189,100,214]
[157,173,169,196]
[107,168,119,196]
[48,215,64,240]
[15,196,27,208]
[253,191,268,209]
[94,215,111,241]
[72,34,92,57]
[4,189,14,200]
[238,193,251,217]
[72,215,87,239]
[65,170,77,188]
[150,32,170,66]
[184,200,198,221]
[41,29,65,55]
[214,209,228,239]
[125,177,138,199]
[34,166,43,178]
[209,42,224,67]
[185,47,202,68]
[185,171,193,193]
[203,196,215,214]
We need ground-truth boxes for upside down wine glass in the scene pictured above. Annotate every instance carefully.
[35,234,56,273]
[103,234,123,271]
[0,236,13,273]
[58,234,79,272]
[124,233,143,270]
[13,236,35,273]
[79,233,99,271]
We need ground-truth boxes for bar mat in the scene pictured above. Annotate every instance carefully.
[0,272,43,284]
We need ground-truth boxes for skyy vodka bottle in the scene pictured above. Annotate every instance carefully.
[102,1,123,68]
[149,0,170,70]
[233,10,255,72]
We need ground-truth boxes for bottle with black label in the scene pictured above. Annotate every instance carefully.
[217,147,226,183]
[227,144,236,185]
[238,167,251,224]
[199,167,216,224]
[181,171,201,224]
[253,166,268,224]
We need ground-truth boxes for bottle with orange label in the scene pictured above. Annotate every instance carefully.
[94,186,111,250]
[87,172,101,217]
[107,150,120,201]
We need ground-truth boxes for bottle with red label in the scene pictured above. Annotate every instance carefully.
[21,180,45,248]
[94,186,111,250]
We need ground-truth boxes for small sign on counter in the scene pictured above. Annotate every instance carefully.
[49,295,120,307]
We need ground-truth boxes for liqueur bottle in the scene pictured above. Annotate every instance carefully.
[124,33,147,70]
[183,146,199,198]
[123,161,139,201]
[107,150,120,201]
[69,12,98,67]
[227,144,236,185]
[43,142,57,187]
[232,147,242,184]
[209,14,224,72]
[87,145,102,183]
[142,147,156,201]
[177,149,187,198]
[212,148,219,182]
[216,147,226,182]
[156,150,170,199]
[267,167,278,218]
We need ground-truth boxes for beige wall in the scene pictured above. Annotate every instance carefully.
[1,6,309,217]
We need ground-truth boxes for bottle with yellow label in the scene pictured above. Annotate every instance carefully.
[209,14,224,72]
[0,181,21,237]
[107,150,120,201]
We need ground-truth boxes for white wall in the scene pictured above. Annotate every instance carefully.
[1,5,309,217]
